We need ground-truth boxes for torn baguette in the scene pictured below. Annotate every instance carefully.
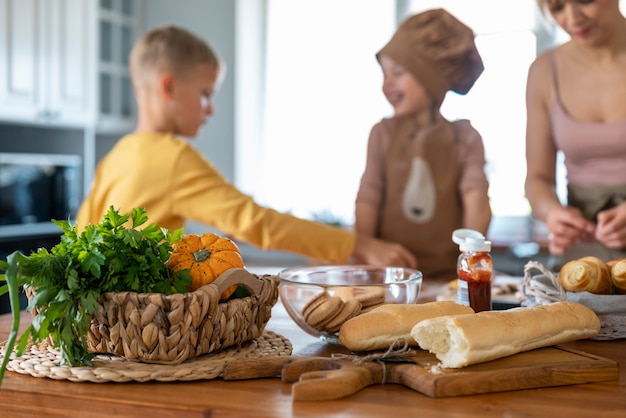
[411,301,600,368]
[338,301,474,352]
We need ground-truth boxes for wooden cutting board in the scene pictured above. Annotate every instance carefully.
[223,345,619,400]
[390,345,619,397]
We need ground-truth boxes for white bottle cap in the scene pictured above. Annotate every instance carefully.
[452,228,485,245]
[459,236,491,252]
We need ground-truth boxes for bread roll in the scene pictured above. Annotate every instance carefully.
[338,301,474,352]
[609,258,626,294]
[606,258,625,269]
[557,256,613,294]
[411,302,600,368]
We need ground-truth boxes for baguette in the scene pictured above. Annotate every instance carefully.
[411,301,600,368]
[338,301,474,352]
[609,258,626,294]
[557,256,613,294]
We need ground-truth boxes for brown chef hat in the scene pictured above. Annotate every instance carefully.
[377,8,484,105]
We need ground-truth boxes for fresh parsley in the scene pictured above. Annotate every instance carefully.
[0,206,192,385]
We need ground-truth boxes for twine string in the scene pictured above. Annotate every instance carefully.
[330,338,417,385]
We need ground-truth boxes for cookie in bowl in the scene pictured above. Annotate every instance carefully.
[278,265,422,344]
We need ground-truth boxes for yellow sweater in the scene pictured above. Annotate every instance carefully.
[76,133,355,263]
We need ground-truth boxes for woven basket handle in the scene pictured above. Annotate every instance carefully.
[213,268,263,296]
[523,260,566,304]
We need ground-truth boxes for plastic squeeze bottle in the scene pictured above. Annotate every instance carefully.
[452,229,493,313]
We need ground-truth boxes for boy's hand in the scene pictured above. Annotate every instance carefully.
[353,235,418,268]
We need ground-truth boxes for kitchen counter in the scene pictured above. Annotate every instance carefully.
[0,292,625,417]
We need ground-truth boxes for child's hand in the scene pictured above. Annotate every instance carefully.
[353,235,418,268]
[596,202,626,250]
[546,205,595,255]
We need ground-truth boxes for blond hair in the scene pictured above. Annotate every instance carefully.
[130,25,220,86]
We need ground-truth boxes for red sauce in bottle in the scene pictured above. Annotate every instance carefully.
[457,252,493,312]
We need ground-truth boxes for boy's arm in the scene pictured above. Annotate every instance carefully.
[354,121,388,237]
[172,145,417,266]
[352,233,417,268]
[462,188,491,236]
[354,202,378,236]
[454,120,491,235]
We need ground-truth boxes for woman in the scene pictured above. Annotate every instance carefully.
[525,0,626,267]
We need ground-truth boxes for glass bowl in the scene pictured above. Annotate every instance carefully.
[278,265,422,344]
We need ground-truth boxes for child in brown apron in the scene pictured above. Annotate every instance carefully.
[355,9,491,282]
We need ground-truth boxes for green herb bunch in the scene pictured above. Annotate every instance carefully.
[0,206,191,385]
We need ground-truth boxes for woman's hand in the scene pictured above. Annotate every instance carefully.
[546,205,595,255]
[596,202,626,250]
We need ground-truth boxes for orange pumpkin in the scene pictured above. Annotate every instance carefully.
[166,232,244,300]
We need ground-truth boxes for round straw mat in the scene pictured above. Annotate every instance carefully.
[0,330,291,383]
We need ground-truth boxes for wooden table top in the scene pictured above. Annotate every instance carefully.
[0,292,625,417]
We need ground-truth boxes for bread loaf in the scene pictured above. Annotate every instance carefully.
[338,301,474,352]
[557,256,613,294]
[609,258,626,294]
[411,301,600,368]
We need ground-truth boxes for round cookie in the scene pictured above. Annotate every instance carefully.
[324,298,362,333]
[331,286,355,302]
[305,296,344,330]
[359,302,386,314]
[354,286,386,307]
[302,291,330,319]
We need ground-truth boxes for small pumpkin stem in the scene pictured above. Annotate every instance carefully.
[193,248,211,262]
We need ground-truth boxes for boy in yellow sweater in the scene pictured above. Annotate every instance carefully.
[77,25,416,267]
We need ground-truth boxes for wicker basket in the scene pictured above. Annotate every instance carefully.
[522,261,626,340]
[27,268,280,364]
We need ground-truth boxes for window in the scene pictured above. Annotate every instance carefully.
[255,0,395,224]
[247,0,567,242]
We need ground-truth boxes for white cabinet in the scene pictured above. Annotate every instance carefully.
[0,0,96,127]
[96,0,141,133]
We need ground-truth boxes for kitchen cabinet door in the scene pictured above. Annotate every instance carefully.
[46,0,96,126]
[0,0,44,121]
[0,0,95,127]
[96,0,140,133]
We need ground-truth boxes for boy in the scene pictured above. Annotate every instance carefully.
[355,9,491,280]
[77,25,416,267]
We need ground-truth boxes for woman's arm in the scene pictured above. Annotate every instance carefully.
[524,52,561,222]
[524,51,594,255]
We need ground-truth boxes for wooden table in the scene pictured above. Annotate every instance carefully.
[0,299,625,417]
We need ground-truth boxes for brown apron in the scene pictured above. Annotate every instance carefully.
[379,116,462,280]
[548,183,626,269]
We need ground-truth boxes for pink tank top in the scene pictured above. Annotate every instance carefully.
[550,52,626,187]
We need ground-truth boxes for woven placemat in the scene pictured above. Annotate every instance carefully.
[0,330,291,383]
